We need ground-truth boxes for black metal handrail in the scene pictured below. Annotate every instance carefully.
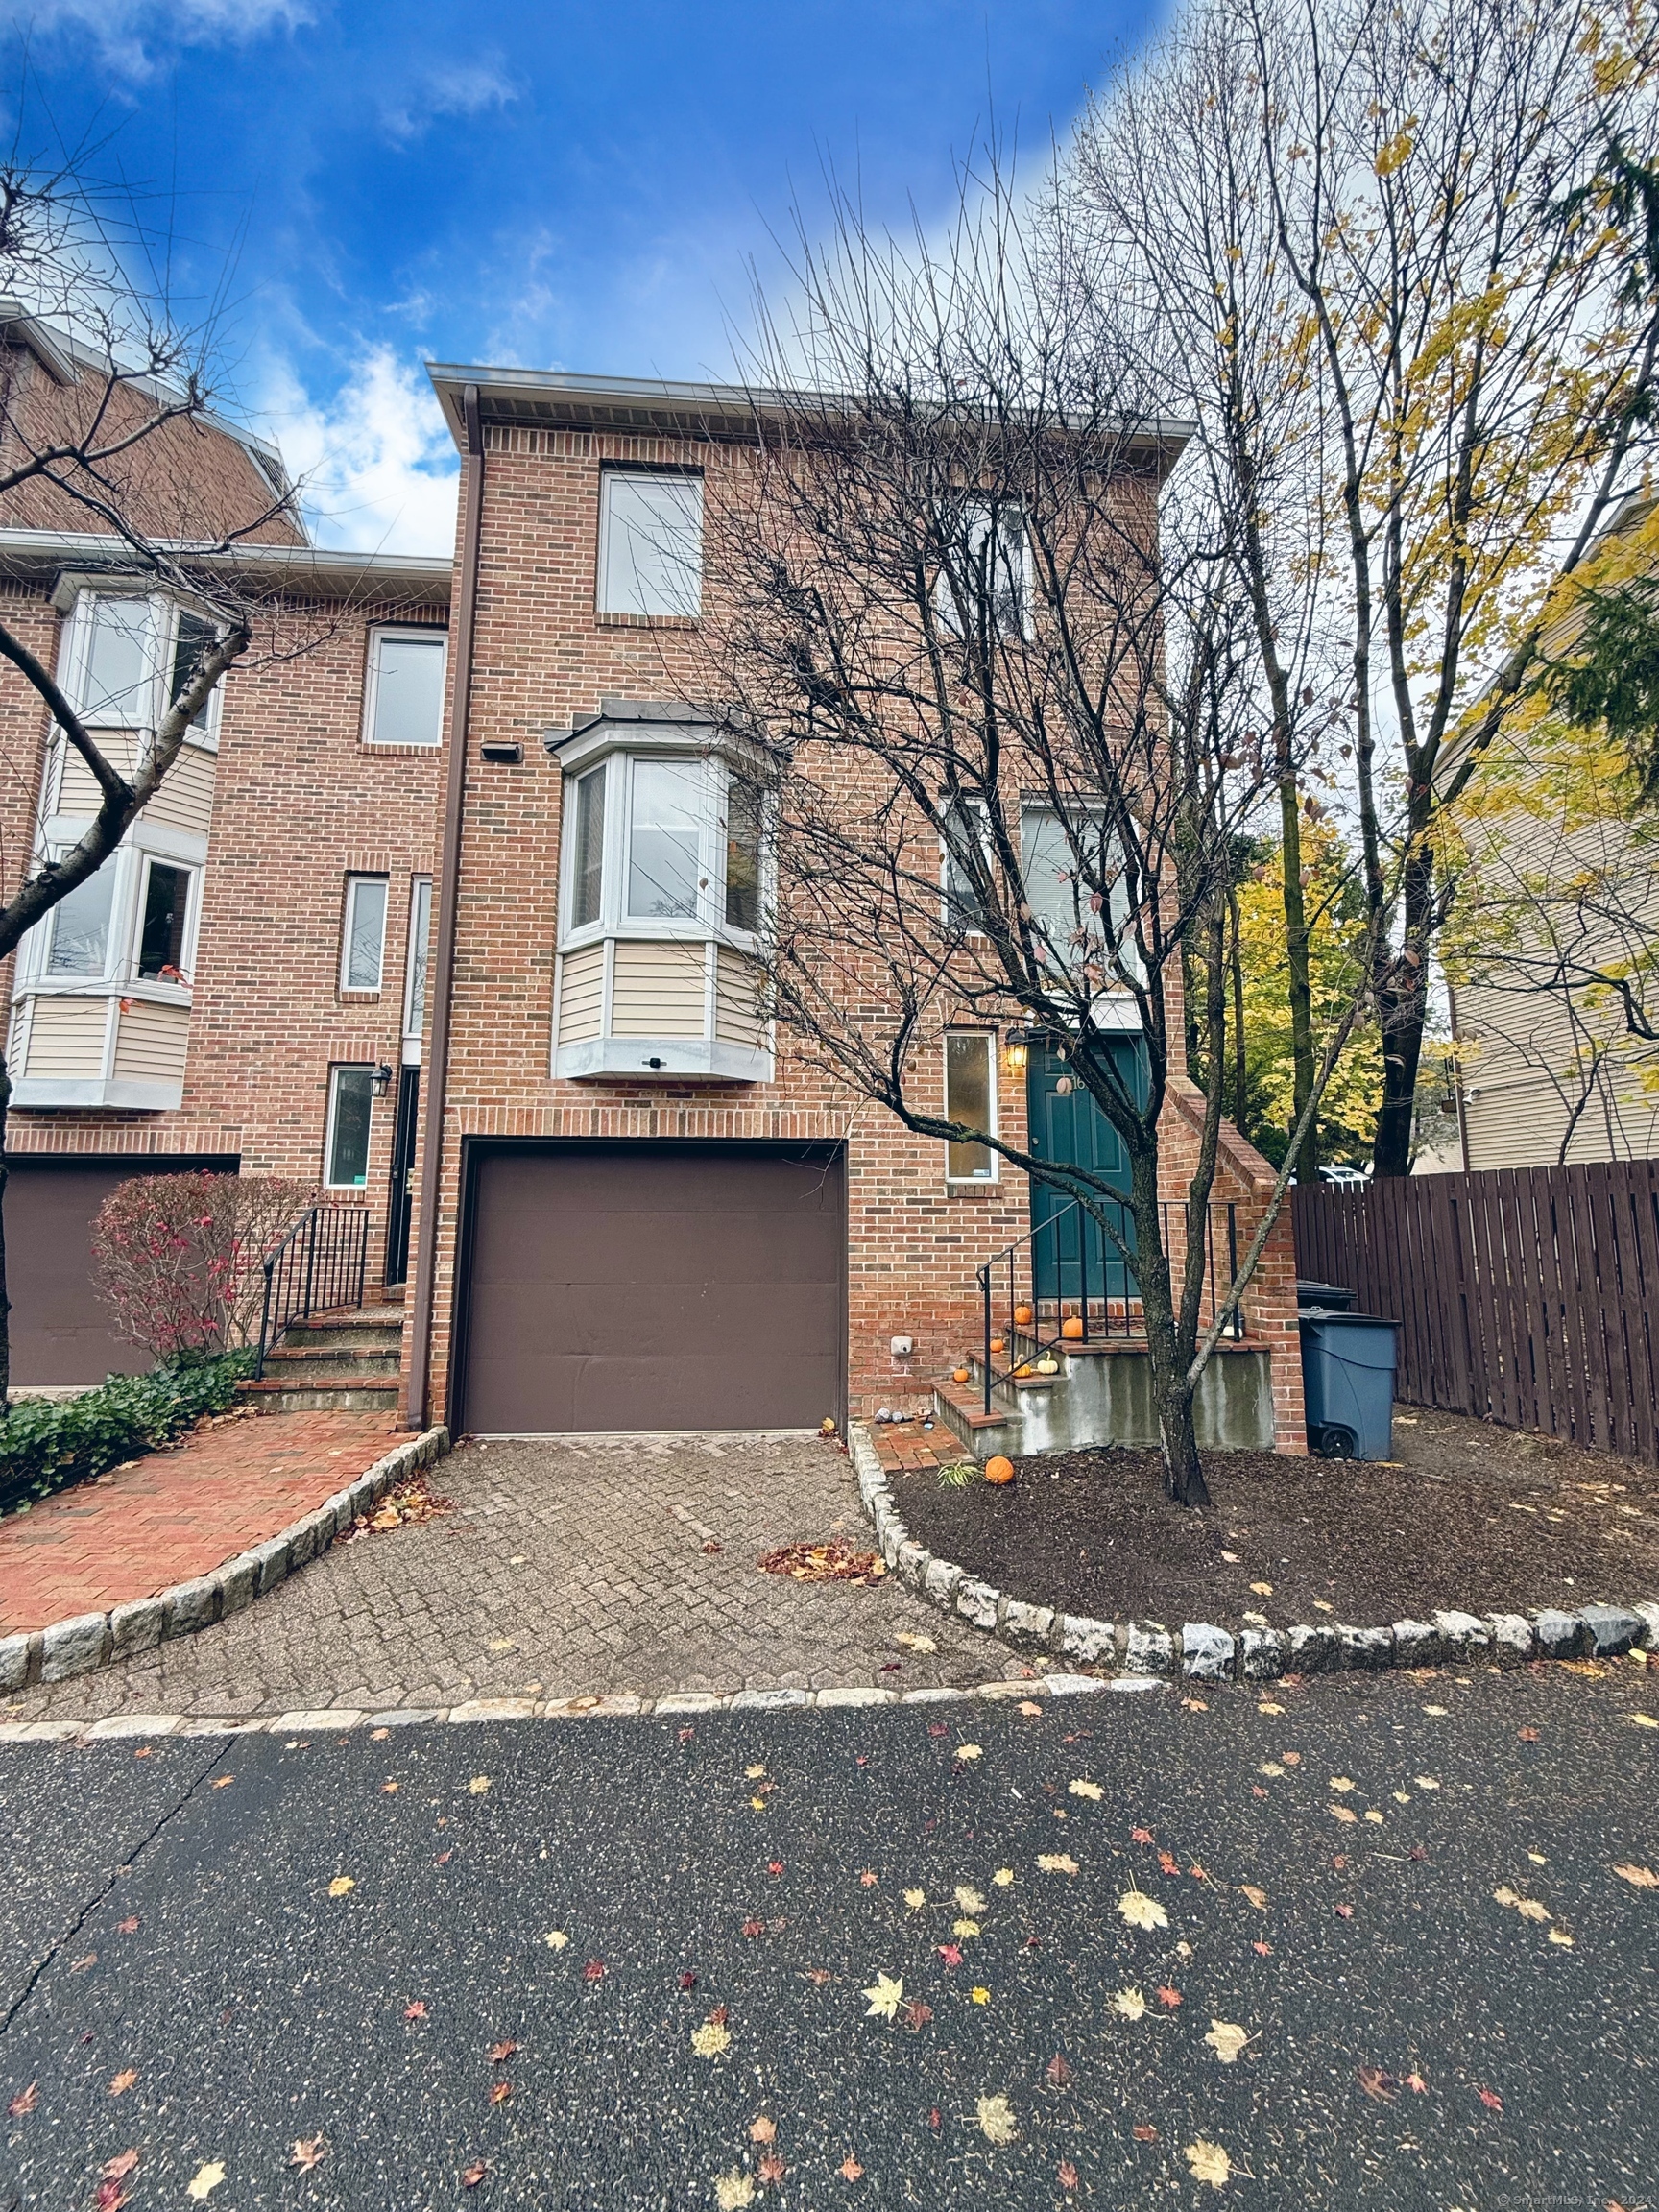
[253,1204,371,1378]
[976,1196,1242,1413]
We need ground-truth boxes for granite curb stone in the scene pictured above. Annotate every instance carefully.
[3,1424,449,1691]
[845,1421,1659,1687]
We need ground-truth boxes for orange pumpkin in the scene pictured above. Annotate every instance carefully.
[1061,1315,1085,1340]
[984,1455,1015,1485]
[990,1335,1005,1354]
[1014,1303,1034,1327]
[951,1365,970,1384]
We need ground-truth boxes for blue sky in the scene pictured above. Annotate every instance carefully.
[3,0,1160,553]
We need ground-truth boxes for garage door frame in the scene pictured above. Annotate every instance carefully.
[449,1137,849,1435]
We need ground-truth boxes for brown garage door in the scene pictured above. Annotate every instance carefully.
[458,1142,845,1432]
[4,1154,241,1385]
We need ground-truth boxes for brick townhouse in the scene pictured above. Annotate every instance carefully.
[0,317,1303,1454]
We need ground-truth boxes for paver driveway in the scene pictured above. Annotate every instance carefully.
[3,1431,1023,1723]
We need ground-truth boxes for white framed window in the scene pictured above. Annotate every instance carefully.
[325,1064,375,1189]
[597,469,704,619]
[945,1031,998,1183]
[402,877,433,1059]
[133,855,196,984]
[341,876,389,993]
[935,496,1032,642]
[1020,805,1141,985]
[561,751,764,947]
[941,799,995,935]
[363,626,447,748]
[43,854,119,979]
[67,591,225,739]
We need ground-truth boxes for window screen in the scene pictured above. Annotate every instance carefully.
[138,862,190,979]
[599,472,704,618]
[342,878,389,991]
[82,599,154,726]
[369,632,446,746]
[325,1067,374,1188]
[945,1032,996,1180]
[45,859,117,977]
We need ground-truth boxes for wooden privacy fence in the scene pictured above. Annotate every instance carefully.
[1293,1162,1659,1464]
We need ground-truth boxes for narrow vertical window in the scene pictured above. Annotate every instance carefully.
[941,801,992,934]
[137,861,191,980]
[403,877,433,1049]
[571,765,607,927]
[341,877,389,992]
[45,857,117,977]
[81,598,155,726]
[945,1032,997,1181]
[325,1066,375,1189]
[724,774,763,932]
[170,611,220,733]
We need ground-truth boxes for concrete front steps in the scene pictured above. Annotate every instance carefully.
[235,1307,405,1415]
[933,1330,1276,1461]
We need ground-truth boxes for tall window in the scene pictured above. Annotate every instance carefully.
[403,878,432,1051]
[725,776,764,932]
[945,1032,998,1182]
[941,800,993,934]
[325,1066,374,1189]
[571,767,607,927]
[597,470,704,618]
[82,598,154,726]
[364,628,447,747]
[627,758,702,918]
[44,857,117,977]
[1020,806,1136,979]
[341,876,389,992]
[137,860,191,980]
[935,497,1031,641]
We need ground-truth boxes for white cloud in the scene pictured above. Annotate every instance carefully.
[258,348,459,559]
[18,0,312,78]
[380,56,517,143]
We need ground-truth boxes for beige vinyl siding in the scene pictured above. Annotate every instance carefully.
[556,943,606,1046]
[21,996,108,1079]
[609,940,709,1037]
[111,998,191,1083]
[140,745,217,837]
[56,732,140,816]
[715,946,766,1048]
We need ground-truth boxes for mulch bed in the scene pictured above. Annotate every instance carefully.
[890,1409,1659,1632]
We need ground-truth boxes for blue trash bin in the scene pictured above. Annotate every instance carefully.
[1298,1310,1398,1460]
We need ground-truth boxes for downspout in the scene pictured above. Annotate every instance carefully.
[408,382,483,1429]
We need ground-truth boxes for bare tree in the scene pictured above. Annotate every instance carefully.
[702,179,1370,1504]
[0,160,308,1407]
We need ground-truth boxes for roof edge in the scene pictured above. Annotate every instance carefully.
[0,527,452,608]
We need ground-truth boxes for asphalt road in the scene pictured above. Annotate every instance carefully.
[1,1666,1656,2210]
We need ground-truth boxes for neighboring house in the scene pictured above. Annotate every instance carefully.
[1442,495,1659,1171]
[0,334,1304,1450]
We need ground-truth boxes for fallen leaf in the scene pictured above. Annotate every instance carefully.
[380,1781,398,1795]
[1059,2159,1080,2189]
[743,1919,766,1938]
[750,2117,777,2144]
[1257,1700,1286,1715]
[1630,1713,1659,1729]
[1404,2072,1428,2094]
[1046,2053,1073,2085]
[116,1916,140,1934]
[70,1953,97,1971]
[1156,1984,1183,2008]
[952,1918,981,1938]
[992,1868,1015,1887]
[1204,2020,1248,2063]
[1185,2138,1232,2188]
[1019,1700,1043,1716]
[405,2001,428,2020]
[1133,2124,1158,2142]
[1357,2066,1400,2104]
[290,2137,326,2171]
[895,1631,935,1652]
[1614,1863,1659,1887]
[1040,1854,1081,1876]
[462,2159,488,2188]
[680,1972,698,1990]
[768,1861,784,1876]
[1113,1987,1147,2020]
[489,2082,512,2104]
[902,1999,933,2029]
[746,1765,767,1779]
[1249,1581,1273,1596]
[372,1727,390,1741]
[1331,1806,1358,1825]
[833,2152,867,2183]
[1118,1889,1167,1932]
[903,1888,926,1911]
[101,2152,140,2182]
[1549,1928,1575,1947]
[1158,1851,1180,1875]
[210,1775,234,1790]
[862,1972,904,2021]
[1238,1886,1268,1911]
[971,1985,991,2005]
[758,2152,786,2183]
[954,1885,986,1913]
[1518,1727,1540,1743]
[469,1775,492,1795]
[327,1876,355,1898]
[435,1850,454,1865]
[1334,1903,1355,1918]
[1252,1939,1273,1957]
[1069,1780,1103,1802]
[487,2040,517,2063]
[1478,2085,1503,2112]
[1329,1776,1354,1793]
[108,2070,137,2096]
[1415,1775,1440,1790]
[186,2164,226,2200]
[8,2081,37,2116]
[956,1744,983,1761]
[1130,1825,1155,1844]
[692,2021,733,2058]
[937,1943,963,1967]
[583,1960,606,1982]
[975,2095,1018,2144]
[544,1930,568,1949]
[1181,1697,1209,1713]
[713,2176,755,2212]
[1281,1751,1302,1767]
[858,1869,878,1887]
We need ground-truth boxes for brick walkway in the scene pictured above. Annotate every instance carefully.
[0,1412,407,1634]
[1,1431,1023,1721]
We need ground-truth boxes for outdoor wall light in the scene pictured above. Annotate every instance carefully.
[1003,1029,1033,1073]
[372,1064,394,1098]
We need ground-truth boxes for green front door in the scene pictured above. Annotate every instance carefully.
[1025,1036,1143,1305]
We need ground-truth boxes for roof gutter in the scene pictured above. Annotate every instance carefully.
[407,383,483,1430]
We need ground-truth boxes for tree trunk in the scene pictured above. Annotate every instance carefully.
[1277,776,1319,1185]
[1371,834,1435,1177]
[1156,1382,1207,1510]
[1118,1148,1212,1509]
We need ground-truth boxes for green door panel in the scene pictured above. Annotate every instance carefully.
[1025,1035,1144,1304]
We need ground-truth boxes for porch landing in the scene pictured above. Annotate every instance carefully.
[932,1334,1276,1461]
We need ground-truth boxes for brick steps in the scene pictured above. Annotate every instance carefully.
[237,1307,405,1416]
